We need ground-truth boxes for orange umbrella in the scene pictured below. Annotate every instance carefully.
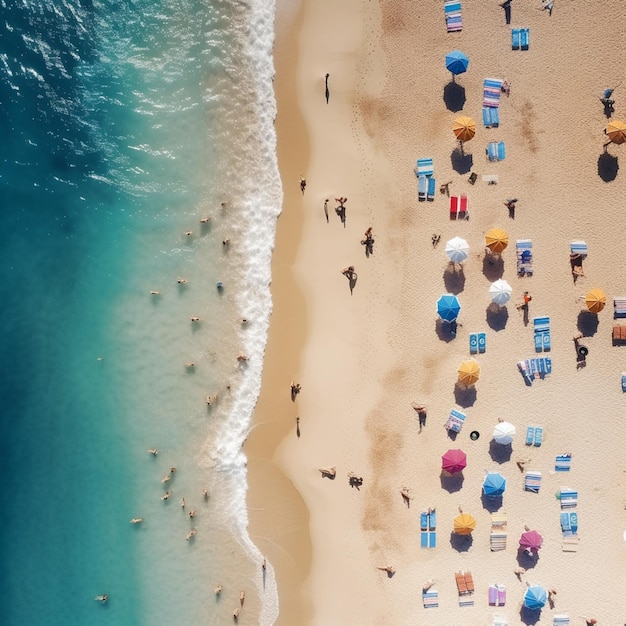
[485,228,509,253]
[458,360,480,386]
[606,120,626,145]
[453,116,477,143]
[585,288,606,313]
[453,513,476,535]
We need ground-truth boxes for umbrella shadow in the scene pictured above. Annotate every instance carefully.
[486,302,509,331]
[517,547,540,570]
[482,255,504,281]
[440,471,464,492]
[520,606,542,625]
[435,319,458,343]
[443,264,466,293]
[481,493,503,512]
[489,440,513,463]
[577,310,599,336]
[450,532,473,552]
[598,150,618,182]
[443,81,466,112]
[454,382,477,407]
[451,147,473,174]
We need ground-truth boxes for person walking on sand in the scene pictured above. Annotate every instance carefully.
[342,266,357,280]
[517,291,532,310]
[377,565,396,577]
[299,176,306,194]
[323,198,329,223]
[325,73,330,104]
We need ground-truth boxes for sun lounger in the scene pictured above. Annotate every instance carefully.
[483,78,503,108]
[482,107,500,128]
[489,583,506,606]
[422,589,439,608]
[553,615,570,626]
[622,372,626,392]
[614,297,626,318]
[570,241,588,256]
[457,571,474,605]
[420,511,428,531]
[516,239,533,276]
[533,316,551,352]
[524,470,542,493]
[469,333,478,354]
[520,28,530,50]
[487,141,506,161]
[613,325,626,344]
[478,332,486,353]
[449,194,468,220]
[490,530,507,551]
[555,453,572,472]
[497,584,506,606]
[428,509,436,530]
[493,617,508,626]
[511,28,521,50]
[558,488,578,509]
[420,531,428,547]
[444,0,462,32]
[427,176,436,201]
[533,426,543,446]
[445,408,466,433]
[488,584,498,606]
[455,572,468,594]
[525,426,535,445]
[418,175,427,201]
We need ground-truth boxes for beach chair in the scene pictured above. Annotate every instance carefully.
[422,589,439,608]
[415,157,434,177]
[449,194,468,220]
[533,316,551,352]
[520,28,530,50]
[516,239,533,276]
[555,454,572,472]
[469,333,478,354]
[524,470,541,493]
[445,408,466,433]
[614,297,626,318]
[511,28,521,50]
[418,175,427,201]
[427,176,436,201]
[570,240,588,257]
[553,616,570,626]
[497,584,506,606]
[487,141,506,161]
[490,511,507,551]
[482,107,500,128]
[428,509,436,530]
[622,372,626,392]
[457,571,474,605]
[444,0,462,32]
[613,325,626,344]
[525,425,535,446]
[488,584,498,606]
[561,511,578,534]
[483,78,503,108]
[493,617,508,626]
[569,511,578,532]
[533,426,543,446]
[558,488,578,509]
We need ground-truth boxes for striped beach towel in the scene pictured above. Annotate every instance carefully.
[483,78,503,108]
[444,1,462,32]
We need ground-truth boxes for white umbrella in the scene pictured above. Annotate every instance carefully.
[445,236,470,263]
[493,421,516,445]
[489,279,512,305]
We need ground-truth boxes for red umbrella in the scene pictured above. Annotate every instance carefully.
[519,530,543,551]
[441,449,467,474]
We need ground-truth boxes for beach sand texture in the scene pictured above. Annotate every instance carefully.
[247,0,626,624]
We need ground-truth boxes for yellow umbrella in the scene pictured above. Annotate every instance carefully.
[458,360,480,386]
[453,513,477,535]
[485,228,509,254]
[606,120,626,145]
[585,288,606,313]
[453,116,477,143]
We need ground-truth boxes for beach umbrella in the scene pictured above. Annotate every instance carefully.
[445,50,469,76]
[453,116,477,143]
[458,359,480,386]
[436,294,461,322]
[442,448,467,474]
[519,530,544,551]
[453,513,476,535]
[585,288,606,313]
[482,472,507,497]
[606,120,626,145]
[523,585,547,610]
[445,236,469,263]
[485,228,509,253]
[493,421,516,444]
[489,279,513,306]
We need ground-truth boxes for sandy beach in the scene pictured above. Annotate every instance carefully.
[247,0,626,624]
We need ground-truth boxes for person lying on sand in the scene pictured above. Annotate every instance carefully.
[319,467,336,479]
[377,565,396,577]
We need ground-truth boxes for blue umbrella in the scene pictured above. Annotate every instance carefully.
[445,50,469,76]
[482,472,506,497]
[436,294,461,322]
[523,586,547,610]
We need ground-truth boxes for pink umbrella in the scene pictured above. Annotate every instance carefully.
[441,449,467,474]
[519,530,543,552]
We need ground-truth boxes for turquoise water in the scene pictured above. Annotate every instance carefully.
[0,0,280,624]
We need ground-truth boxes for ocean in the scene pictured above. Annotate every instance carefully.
[0,0,281,624]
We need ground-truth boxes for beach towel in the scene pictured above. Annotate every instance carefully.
[553,616,570,626]
[483,78,503,108]
[558,488,578,509]
[444,0,462,32]
[445,408,466,432]
[516,239,533,277]
[524,470,541,493]
[555,454,572,472]
[422,590,439,608]
[614,297,626,318]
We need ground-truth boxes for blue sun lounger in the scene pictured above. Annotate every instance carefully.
[525,426,535,446]
[561,512,578,534]
[487,141,506,161]
[520,28,530,50]
[482,107,500,128]
[444,0,462,32]
[512,28,521,50]
[418,175,427,201]
[427,176,436,201]
[469,333,478,354]
[478,332,486,353]
[558,488,578,509]
[533,317,551,352]
[533,426,543,447]
[555,454,572,472]
[622,372,626,392]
